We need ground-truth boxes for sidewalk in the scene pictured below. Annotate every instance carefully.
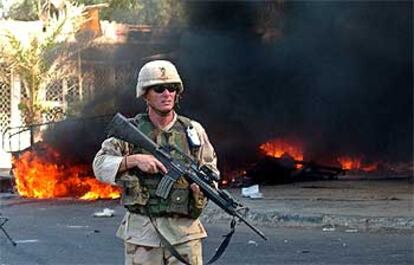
[202,178,414,232]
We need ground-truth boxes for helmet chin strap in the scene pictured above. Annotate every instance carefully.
[174,94,181,109]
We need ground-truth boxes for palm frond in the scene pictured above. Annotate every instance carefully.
[0,0,91,125]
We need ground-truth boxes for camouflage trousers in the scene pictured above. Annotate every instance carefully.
[125,239,203,265]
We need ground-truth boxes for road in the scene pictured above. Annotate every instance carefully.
[0,198,412,265]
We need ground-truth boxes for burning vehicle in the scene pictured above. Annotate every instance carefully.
[219,138,407,188]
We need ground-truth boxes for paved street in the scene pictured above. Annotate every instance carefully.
[0,197,412,265]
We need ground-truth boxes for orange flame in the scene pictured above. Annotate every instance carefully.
[12,143,120,200]
[259,139,304,161]
[337,156,378,172]
[337,156,361,170]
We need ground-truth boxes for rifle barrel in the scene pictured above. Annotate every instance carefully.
[235,212,268,240]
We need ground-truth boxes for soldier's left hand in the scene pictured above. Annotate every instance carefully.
[190,183,200,193]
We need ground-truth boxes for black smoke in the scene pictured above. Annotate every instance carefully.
[43,1,412,172]
[177,1,413,168]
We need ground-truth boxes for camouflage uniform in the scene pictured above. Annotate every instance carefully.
[93,112,218,265]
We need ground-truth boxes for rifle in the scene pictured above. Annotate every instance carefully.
[106,113,267,242]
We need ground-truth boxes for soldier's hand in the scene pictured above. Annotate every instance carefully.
[190,183,201,193]
[190,183,206,209]
[190,183,205,198]
[127,154,168,174]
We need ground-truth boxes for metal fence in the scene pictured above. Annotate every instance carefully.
[0,60,134,157]
[0,81,11,130]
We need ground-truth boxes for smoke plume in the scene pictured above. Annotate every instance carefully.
[44,1,412,171]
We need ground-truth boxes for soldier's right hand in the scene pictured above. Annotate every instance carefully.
[126,154,168,175]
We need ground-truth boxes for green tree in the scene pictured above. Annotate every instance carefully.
[79,0,186,26]
[3,0,39,20]
[4,0,187,25]
[0,0,91,125]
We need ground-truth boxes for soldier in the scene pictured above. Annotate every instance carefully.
[93,60,219,265]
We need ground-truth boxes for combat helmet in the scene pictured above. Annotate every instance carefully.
[136,60,184,98]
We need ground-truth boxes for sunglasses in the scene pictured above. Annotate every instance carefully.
[150,84,179,94]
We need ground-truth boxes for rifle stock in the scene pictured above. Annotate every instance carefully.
[106,113,159,153]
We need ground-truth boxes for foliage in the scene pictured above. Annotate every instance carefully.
[1,0,186,124]
[0,1,91,125]
[3,0,39,21]
[4,0,187,25]
[74,0,186,26]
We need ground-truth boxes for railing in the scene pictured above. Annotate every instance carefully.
[2,125,33,153]
[1,114,114,154]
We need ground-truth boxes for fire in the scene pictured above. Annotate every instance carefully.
[337,156,378,172]
[259,139,304,161]
[337,156,361,170]
[12,143,120,200]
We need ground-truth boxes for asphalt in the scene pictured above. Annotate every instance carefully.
[1,170,413,233]
[202,177,414,232]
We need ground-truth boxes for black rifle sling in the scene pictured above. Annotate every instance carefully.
[146,209,192,265]
[206,218,237,264]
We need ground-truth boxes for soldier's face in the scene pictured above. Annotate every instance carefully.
[145,84,177,114]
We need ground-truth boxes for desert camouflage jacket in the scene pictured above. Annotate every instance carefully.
[92,112,219,246]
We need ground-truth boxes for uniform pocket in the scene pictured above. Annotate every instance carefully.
[168,188,190,215]
[117,174,149,206]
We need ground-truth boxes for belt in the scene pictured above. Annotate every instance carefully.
[125,205,191,219]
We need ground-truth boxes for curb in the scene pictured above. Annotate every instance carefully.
[201,205,414,232]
